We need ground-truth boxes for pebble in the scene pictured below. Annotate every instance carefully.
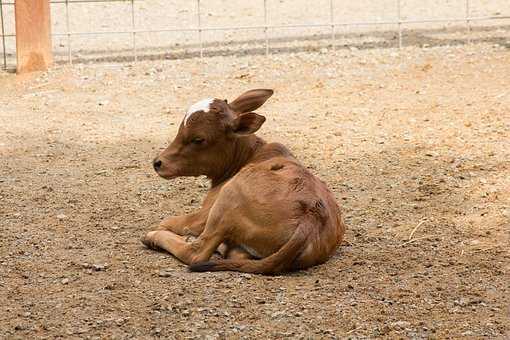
[93,264,107,271]
[271,311,286,318]
[158,269,175,277]
[392,320,411,329]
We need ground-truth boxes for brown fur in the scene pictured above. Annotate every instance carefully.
[142,89,346,274]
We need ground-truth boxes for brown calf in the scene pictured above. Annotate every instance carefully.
[142,89,346,274]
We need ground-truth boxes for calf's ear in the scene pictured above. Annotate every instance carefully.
[231,112,266,136]
[229,89,273,114]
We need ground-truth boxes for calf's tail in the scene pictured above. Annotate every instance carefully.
[189,218,313,275]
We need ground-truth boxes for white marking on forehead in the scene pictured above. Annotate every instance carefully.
[184,98,214,126]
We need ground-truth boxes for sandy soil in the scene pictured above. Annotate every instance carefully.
[1,41,510,338]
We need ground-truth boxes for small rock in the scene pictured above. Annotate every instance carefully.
[61,278,69,284]
[93,264,107,271]
[392,320,410,329]
[14,324,26,331]
[454,298,469,306]
[56,214,67,220]
[271,311,286,318]
[158,269,174,277]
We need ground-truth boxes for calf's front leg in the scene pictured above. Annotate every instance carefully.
[142,206,229,264]
[155,209,208,236]
[142,228,224,265]
[151,186,220,237]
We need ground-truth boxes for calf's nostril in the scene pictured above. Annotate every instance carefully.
[153,159,162,171]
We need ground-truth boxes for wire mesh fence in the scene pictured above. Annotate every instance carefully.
[1,0,510,70]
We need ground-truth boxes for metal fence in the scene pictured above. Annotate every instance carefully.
[1,0,510,70]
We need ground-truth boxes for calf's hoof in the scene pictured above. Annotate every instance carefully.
[141,231,160,250]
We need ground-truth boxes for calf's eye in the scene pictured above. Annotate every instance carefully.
[191,137,205,145]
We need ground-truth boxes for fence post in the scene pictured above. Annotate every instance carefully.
[1,0,7,70]
[15,0,52,74]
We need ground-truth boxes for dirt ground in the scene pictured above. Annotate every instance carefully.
[1,39,510,339]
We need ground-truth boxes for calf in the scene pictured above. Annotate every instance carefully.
[142,89,346,274]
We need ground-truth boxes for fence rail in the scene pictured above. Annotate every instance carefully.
[1,0,510,70]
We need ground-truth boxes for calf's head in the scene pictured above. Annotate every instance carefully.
[153,89,273,180]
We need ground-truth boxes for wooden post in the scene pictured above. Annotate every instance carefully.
[15,0,52,74]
